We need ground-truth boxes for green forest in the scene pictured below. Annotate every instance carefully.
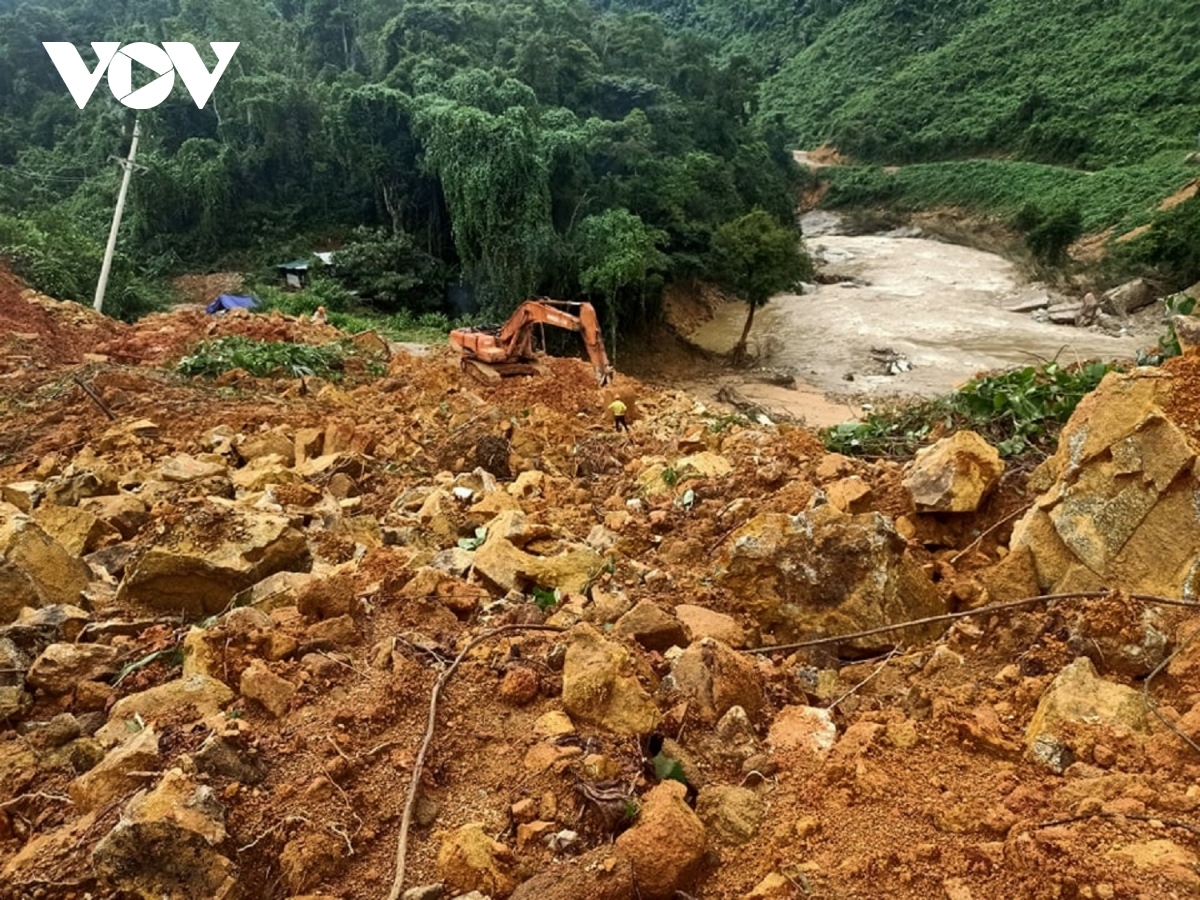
[3,0,1200,328]
[0,0,800,326]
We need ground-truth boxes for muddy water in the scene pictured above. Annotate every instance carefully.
[689,228,1144,423]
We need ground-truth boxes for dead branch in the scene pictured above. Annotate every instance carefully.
[387,623,564,900]
[1143,622,1200,757]
[238,814,312,853]
[949,503,1033,565]
[72,376,115,420]
[1031,812,1200,837]
[0,791,72,809]
[746,591,1200,656]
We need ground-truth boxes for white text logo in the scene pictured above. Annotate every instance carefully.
[42,41,239,110]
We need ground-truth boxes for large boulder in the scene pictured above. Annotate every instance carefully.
[0,515,91,620]
[473,512,601,596]
[93,768,236,899]
[1101,277,1156,316]
[614,781,706,900]
[902,431,1004,513]
[562,624,659,736]
[437,823,518,898]
[1010,368,1200,596]
[1024,657,1149,772]
[117,509,311,615]
[715,505,945,648]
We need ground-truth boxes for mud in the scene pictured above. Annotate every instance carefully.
[688,223,1152,423]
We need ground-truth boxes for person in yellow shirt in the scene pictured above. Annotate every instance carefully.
[607,398,629,433]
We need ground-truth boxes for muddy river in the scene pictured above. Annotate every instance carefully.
[688,219,1147,426]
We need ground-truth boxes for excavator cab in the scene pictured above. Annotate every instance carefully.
[449,298,613,385]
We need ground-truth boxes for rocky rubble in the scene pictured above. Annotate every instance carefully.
[2,286,1200,899]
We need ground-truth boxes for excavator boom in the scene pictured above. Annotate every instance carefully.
[450,298,613,385]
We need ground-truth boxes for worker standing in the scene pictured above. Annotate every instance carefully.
[608,397,630,433]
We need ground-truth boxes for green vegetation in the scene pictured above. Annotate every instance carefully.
[0,0,801,336]
[176,336,352,379]
[1140,293,1199,364]
[709,208,814,361]
[609,0,1200,284]
[254,280,458,343]
[823,158,1196,236]
[823,360,1116,460]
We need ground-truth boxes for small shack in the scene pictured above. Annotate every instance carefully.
[275,252,335,290]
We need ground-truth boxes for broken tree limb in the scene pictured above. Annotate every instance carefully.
[387,623,565,900]
[72,376,115,420]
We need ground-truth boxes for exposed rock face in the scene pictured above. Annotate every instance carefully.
[97,675,234,745]
[675,451,733,481]
[1011,369,1200,596]
[472,511,601,595]
[613,601,688,652]
[716,506,945,648]
[561,624,659,735]
[903,431,1004,513]
[695,784,765,845]
[70,727,161,813]
[614,781,706,900]
[240,660,296,717]
[116,510,311,615]
[674,604,747,648]
[31,504,119,556]
[93,769,236,899]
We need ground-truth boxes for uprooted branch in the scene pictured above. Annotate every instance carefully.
[386,623,565,900]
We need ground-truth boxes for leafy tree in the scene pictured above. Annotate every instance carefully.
[576,207,666,359]
[709,208,812,362]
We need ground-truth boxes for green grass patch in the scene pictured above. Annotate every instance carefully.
[253,283,459,344]
[177,336,351,379]
[823,360,1116,461]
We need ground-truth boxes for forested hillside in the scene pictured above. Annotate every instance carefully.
[606,0,1200,165]
[0,0,798,322]
[608,0,1200,287]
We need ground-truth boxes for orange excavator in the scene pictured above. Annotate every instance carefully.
[449,299,614,385]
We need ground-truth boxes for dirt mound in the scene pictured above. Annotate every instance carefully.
[2,291,1200,900]
[171,271,246,306]
[95,307,345,366]
[0,268,124,375]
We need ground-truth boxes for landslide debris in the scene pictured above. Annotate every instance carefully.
[3,278,1200,900]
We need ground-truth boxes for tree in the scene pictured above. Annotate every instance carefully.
[576,207,666,360]
[709,208,812,362]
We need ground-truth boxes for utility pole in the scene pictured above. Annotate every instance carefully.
[93,117,142,315]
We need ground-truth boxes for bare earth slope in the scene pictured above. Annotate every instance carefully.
[2,281,1200,900]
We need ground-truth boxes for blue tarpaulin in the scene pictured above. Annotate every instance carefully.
[206,294,259,315]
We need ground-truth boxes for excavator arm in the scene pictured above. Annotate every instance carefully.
[450,298,613,385]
